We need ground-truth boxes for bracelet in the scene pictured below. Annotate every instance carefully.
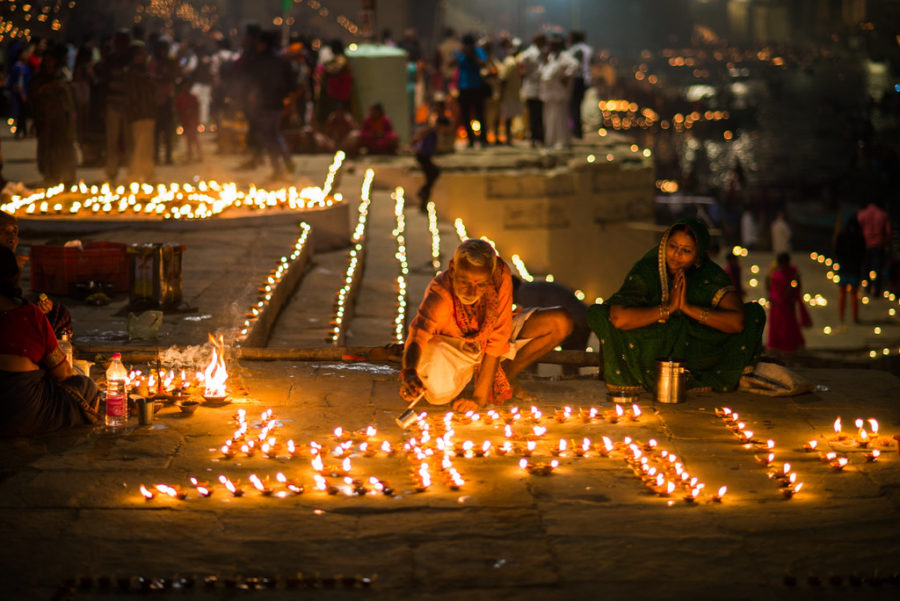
[658,304,670,323]
[699,308,710,323]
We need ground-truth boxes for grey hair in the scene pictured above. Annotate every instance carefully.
[453,239,496,272]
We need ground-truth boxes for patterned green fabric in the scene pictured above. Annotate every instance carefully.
[587,219,766,392]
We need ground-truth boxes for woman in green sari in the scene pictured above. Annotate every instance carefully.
[587,218,766,393]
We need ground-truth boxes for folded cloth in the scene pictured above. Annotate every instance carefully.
[738,360,813,397]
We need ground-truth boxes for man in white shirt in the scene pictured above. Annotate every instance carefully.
[539,36,579,150]
[566,31,592,140]
[517,33,546,148]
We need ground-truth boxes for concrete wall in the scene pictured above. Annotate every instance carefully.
[434,157,658,302]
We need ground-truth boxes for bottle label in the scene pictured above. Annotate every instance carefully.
[107,394,127,418]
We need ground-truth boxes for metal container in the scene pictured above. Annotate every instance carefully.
[136,397,154,425]
[607,390,640,404]
[655,360,687,404]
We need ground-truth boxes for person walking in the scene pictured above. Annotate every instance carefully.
[770,210,792,255]
[95,31,132,181]
[28,44,77,185]
[856,200,891,296]
[517,33,546,148]
[833,210,866,325]
[249,31,295,180]
[124,43,156,182]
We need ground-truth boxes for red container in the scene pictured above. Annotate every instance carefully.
[30,242,129,295]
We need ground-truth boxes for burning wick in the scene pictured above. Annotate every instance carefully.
[249,474,272,495]
[866,449,881,462]
[189,477,212,497]
[218,475,244,497]
[829,456,849,472]
[155,484,186,500]
[781,482,803,499]
[712,485,727,503]
[275,472,304,495]
[139,484,155,501]
[803,439,818,452]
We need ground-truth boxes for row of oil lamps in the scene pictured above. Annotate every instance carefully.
[2,152,347,220]
[327,169,373,345]
[392,188,411,344]
[716,407,804,499]
[138,402,728,505]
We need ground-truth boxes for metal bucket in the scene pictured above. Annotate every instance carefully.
[655,360,687,404]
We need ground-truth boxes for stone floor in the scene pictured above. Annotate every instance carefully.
[2,132,900,600]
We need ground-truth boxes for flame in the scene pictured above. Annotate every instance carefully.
[313,474,327,490]
[854,418,864,430]
[793,482,803,493]
[860,429,869,442]
[666,481,676,495]
[615,404,624,417]
[558,439,568,452]
[834,417,842,433]
[139,484,155,499]
[717,485,727,498]
[838,457,848,467]
[155,484,178,498]
[767,439,775,449]
[631,404,641,418]
[582,438,591,452]
[868,418,879,434]
[203,334,228,397]
[518,458,528,470]
[311,454,324,472]
[342,457,352,473]
[602,436,614,452]
[249,474,266,492]
[807,440,818,449]
[380,440,392,454]
[783,463,791,474]
[871,449,881,459]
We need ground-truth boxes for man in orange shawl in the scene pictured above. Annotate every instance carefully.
[400,239,572,412]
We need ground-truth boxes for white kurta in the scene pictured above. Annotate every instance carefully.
[539,51,579,149]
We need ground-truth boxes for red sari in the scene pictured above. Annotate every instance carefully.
[767,265,805,352]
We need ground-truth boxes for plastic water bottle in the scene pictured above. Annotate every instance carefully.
[58,334,74,369]
[105,353,128,429]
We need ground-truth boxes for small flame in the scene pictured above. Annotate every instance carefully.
[249,474,266,492]
[868,418,879,434]
[860,429,869,441]
[276,472,287,483]
[313,474,327,490]
[854,418,864,430]
[139,484,155,499]
[519,458,529,470]
[666,481,676,495]
[807,440,818,449]
[793,482,803,493]
[342,457,351,473]
[717,485,727,499]
[615,404,624,417]
[834,417,842,433]
[783,463,791,474]
[558,439,568,452]
[311,454,324,472]
[602,436,614,452]
[203,334,228,397]
[365,426,377,437]
[767,439,775,449]
[631,404,641,418]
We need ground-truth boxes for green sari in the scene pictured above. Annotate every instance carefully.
[586,218,766,392]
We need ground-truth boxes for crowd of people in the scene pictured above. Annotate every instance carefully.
[0,24,598,187]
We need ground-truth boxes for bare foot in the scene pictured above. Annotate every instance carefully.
[510,381,537,402]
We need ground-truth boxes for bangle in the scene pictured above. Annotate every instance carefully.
[658,304,670,323]
[699,308,710,323]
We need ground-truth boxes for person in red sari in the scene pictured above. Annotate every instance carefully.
[359,103,399,155]
[0,246,100,436]
[400,239,572,412]
[766,252,807,353]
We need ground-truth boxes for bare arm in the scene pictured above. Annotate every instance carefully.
[42,347,75,382]
[680,291,745,334]
[452,352,500,412]
[400,341,425,401]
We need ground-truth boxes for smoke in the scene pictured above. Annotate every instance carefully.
[157,344,214,371]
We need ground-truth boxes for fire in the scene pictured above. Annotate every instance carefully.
[139,484,155,500]
[868,418,879,434]
[203,333,228,397]
[833,417,842,433]
[717,485,727,499]
[311,454,324,472]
